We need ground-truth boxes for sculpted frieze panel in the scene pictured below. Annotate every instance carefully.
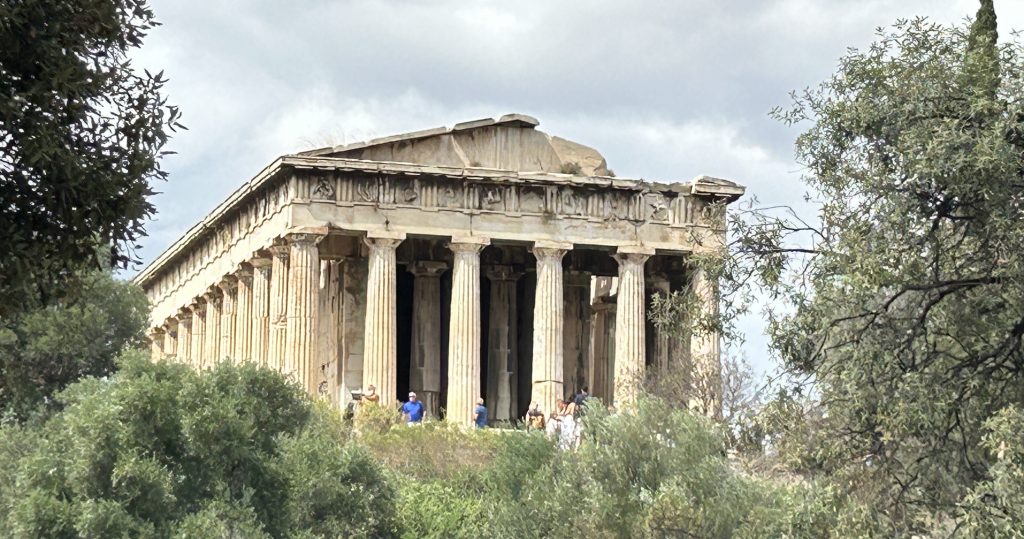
[519,186,546,213]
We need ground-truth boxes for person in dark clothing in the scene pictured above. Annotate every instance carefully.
[573,386,589,407]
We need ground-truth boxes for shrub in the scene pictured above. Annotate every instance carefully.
[0,352,396,538]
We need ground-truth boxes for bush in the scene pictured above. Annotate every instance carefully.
[0,352,396,538]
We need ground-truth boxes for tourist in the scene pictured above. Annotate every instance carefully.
[573,386,589,407]
[545,410,560,439]
[473,398,488,428]
[558,402,578,451]
[525,401,546,431]
[400,392,424,425]
[362,384,380,405]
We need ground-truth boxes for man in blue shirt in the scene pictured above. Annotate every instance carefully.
[400,392,425,425]
[473,398,488,428]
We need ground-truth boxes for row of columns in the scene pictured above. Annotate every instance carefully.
[150,231,688,424]
[151,233,324,394]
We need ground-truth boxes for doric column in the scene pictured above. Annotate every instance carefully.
[234,265,254,362]
[190,299,206,368]
[250,256,272,367]
[149,328,165,361]
[178,308,193,365]
[531,241,570,417]
[447,236,488,426]
[613,246,653,408]
[589,299,613,403]
[285,232,323,393]
[486,265,522,422]
[409,261,448,419]
[268,243,290,372]
[204,288,222,366]
[689,265,722,419]
[218,277,237,362]
[162,319,178,359]
[362,231,405,405]
[564,270,592,398]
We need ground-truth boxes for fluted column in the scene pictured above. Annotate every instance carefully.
[149,328,165,361]
[362,231,405,405]
[689,265,722,418]
[589,300,612,403]
[564,270,592,397]
[178,309,193,366]
[447,237,488,426]
[204,288,222,367]
[190,299,206,368]
[613,246,653,408]
[234,265,254,362]
[162,320,178,359]
[531,241,570,417]
[285,233,323,393]
[219,277,237,362]
[486,265,522,422]
[409,261,448,419]
[268,243,290,372]
[251,257,272,367]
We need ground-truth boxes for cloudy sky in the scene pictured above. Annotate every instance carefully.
[131,0,1023,379]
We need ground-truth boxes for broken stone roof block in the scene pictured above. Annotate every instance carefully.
[301,113,608,175]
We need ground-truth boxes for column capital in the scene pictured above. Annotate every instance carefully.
[614,245,654,267]
[218,275,238,292]
[449,236,489,254]
[364,231,404,251]
[485,265,523,282]
[149,327,166,338]
[268,242,290,259]
[189,297,207,313]
[531,240,571,261]
[235,262,254,280]
[203,287,223,302]
[250,254,273,269]
[162,318,178,331]
[409,260,448,277]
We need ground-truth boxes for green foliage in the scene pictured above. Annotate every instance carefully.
[674,3,1024,533]
[0,271,148,422]
[384,398,877,538]
[958,406,1024,538]
[0,354,396,538]
[0,0,181,316]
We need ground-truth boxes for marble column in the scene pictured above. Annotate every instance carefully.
[250,256,272,367]
[234,265,254,362]
[531,241,570,417]
[162,320,178,359]
[689,266,722,419]
[563,270,592,398]
[588,299,613,403]
[190,299,206,368]
[218,277,237,362]
[485,265,521,422]
[409,261,448,419]
[613,246,653,408]
[178,309,193,366]
[268,243,290,372]
[149,328,165,361]
[285,233,322,393]
[362,232,405,405]
[204,288,222,367]
[317,259,342,400]
[447,237,488,426]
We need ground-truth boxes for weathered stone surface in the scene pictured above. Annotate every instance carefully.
[447,237,488,426]
[409,261,448,419]
[134,116,740,420]
[362,232,404,405]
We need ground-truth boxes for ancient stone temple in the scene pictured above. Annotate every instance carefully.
[137,114,744,424]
